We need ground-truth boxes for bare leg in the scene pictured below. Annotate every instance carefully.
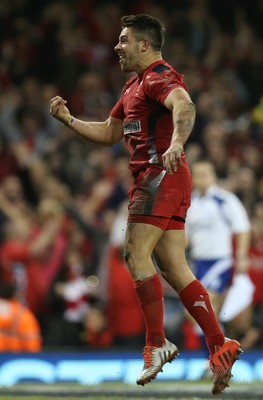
[123,222,163,280]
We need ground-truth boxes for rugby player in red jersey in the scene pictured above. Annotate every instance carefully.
[50,14,242,395]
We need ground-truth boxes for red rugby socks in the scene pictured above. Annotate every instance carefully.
[179,279,225,355]
[135,274,165,347]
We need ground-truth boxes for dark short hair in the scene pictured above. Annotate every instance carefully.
[121,14,165,51]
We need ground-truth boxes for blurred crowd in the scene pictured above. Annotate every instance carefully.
[0,0,262,351]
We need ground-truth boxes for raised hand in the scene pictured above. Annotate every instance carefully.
[50,96,71,126]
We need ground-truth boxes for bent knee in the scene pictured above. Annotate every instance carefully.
[123,241,156,280]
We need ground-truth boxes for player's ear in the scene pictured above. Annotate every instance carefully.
[140,39,150,52]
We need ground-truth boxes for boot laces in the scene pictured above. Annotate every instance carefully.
[142,346,155,368]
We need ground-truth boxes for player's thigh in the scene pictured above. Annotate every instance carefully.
[155,229,188,269]
[124,222,163,264]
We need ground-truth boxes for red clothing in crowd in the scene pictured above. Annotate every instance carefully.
[249,233,263,305]
[0,231,68,314]
[106,246,144,340]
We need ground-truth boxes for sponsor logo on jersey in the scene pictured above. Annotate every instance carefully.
[124,120,141,135]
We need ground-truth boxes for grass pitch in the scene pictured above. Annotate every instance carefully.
[0,381,262,400]
[0,397,219,400]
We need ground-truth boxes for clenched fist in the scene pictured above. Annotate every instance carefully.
[50,96,71,126]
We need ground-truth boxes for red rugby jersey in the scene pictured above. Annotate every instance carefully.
[110,60,189,177]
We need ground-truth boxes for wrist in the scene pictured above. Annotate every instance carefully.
[171,137,184,146]
[64,115,74,127]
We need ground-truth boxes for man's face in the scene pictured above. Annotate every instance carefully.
[192,163,216,194]
[114,27,141,73]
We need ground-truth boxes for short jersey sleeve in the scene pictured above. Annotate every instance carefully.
[110,97,125,120]
[222,193,251,233]
[144,69,188,104]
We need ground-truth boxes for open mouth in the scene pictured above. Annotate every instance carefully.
[118,54,125,62]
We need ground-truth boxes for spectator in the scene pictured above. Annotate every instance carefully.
[83,304,113,349]
[0,282,41,352]
[48,247,98,348]
[0,197,69,319]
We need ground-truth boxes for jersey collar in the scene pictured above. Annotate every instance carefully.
[139,59,165,79]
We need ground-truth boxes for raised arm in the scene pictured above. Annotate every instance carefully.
[50,96,123,146]
[162,88,196,175]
